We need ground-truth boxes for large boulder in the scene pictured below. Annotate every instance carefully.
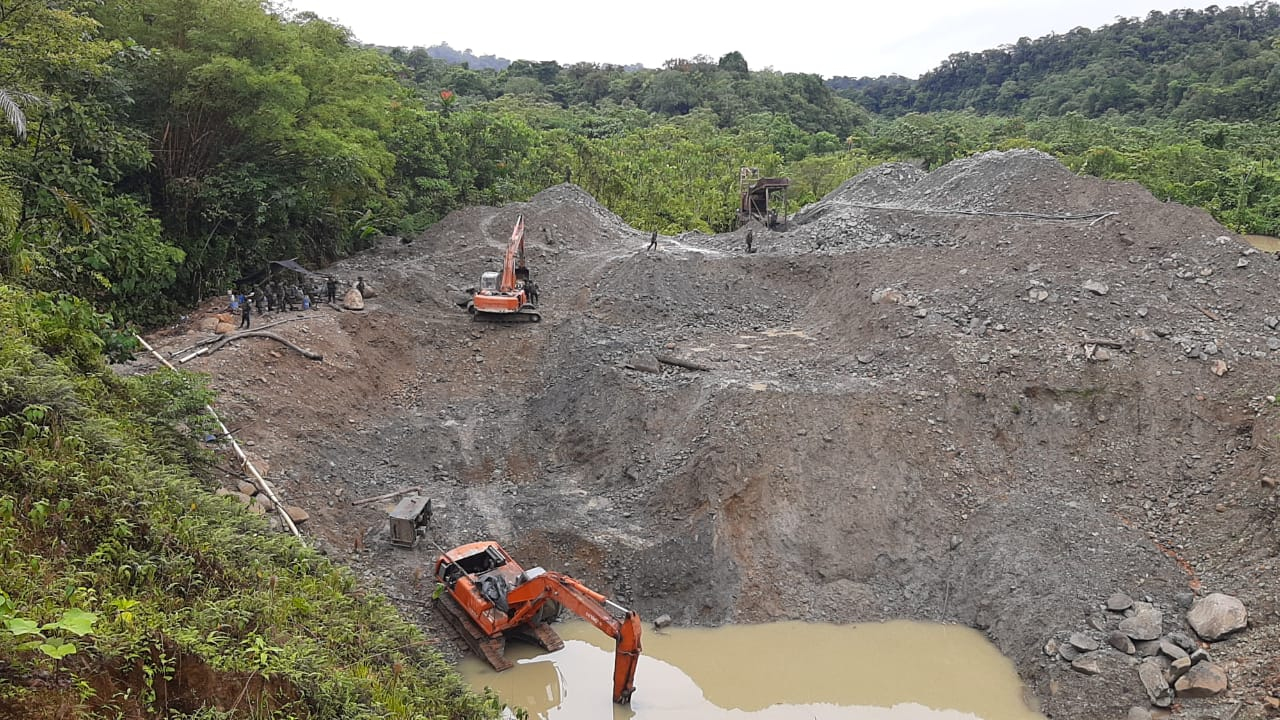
[1173,662,1228,698]
[1186,593,1247,641]
[214,321,236,335]
[343,287,365,310]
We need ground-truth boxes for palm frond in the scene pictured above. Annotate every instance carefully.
[49,187,94,234]
[0,89,43,142]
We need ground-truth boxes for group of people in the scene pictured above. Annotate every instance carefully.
[229,275,360,328]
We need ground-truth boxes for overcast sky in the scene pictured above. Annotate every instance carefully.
[280,0,1225,78]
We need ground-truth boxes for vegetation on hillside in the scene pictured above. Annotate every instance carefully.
[6,0,1278,328]
[831,2,1280,120]
[0,285,499,717]
[2,1,1279,713]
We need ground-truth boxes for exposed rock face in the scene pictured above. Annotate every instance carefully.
[1186,593,1247,641]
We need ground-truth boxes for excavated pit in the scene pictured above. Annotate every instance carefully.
[142,151,1280,720]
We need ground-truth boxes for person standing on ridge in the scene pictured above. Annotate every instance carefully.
[647,231,658,251]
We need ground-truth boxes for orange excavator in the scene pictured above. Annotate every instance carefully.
[467,215,541,322]
[432,541,642,704]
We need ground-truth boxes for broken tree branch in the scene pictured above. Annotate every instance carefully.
[1195,306,1220,322]
[207,331,322,360]
[351,486,423,507]
[1080,337,1125,348]
[654,354,712,372]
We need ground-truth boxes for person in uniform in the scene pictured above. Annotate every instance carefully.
[647,231,658,251]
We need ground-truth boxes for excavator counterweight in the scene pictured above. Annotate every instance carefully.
[432,541,641,704]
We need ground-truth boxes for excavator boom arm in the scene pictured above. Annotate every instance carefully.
[506,571,642,703]
[498,215,526,292]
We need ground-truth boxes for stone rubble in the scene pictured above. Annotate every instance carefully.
[1049,591,1247,711]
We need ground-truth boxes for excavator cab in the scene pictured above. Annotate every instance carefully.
[478,271,500,293]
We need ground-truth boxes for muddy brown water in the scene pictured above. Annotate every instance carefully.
[462,621,1045,720]
[1245,234,1280,252]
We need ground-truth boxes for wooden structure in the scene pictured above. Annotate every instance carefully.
[737,167,790,229]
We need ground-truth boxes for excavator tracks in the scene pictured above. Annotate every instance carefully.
[511,620,564,653]
[468,306,542,323]
[435,594,513,671]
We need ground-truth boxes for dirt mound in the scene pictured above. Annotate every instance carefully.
[902,148,1080,212]
[795,162,926,217]
[136,151,1280,720]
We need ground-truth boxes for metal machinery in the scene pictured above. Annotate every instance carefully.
[387,496,432,549]
[467,215,541,322]
[432,541,642,704]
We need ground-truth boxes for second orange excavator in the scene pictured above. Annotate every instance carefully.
[467,215,541,322]
[432,541,642,704]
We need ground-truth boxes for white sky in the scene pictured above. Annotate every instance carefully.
[280,0,1226,79]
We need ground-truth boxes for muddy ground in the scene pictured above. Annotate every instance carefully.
[139,150,1280,720]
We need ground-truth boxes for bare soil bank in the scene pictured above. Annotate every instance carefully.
[142,151,1280,719]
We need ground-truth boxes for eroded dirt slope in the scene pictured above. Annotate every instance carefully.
[140,150,1280,720]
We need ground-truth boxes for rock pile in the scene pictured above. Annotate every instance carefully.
[215,475,309,529]
[1046,591,1247,711]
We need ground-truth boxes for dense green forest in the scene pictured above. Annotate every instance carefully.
[2,0,1279,715]
[4,0,1278,329]
[831,2,1280,119]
